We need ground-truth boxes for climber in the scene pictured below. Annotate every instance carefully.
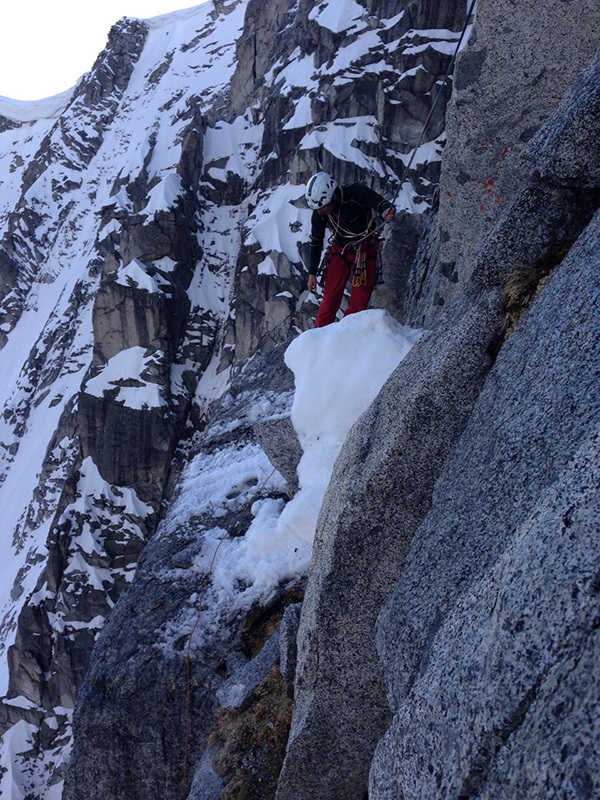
[305,172,396,327]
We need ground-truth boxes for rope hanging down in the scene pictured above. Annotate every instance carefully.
[390,0,477,207]
[178,466,278,800]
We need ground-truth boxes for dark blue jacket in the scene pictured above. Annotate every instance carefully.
[308,183,392,274]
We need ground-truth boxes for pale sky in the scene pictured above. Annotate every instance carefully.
[0,1,207,101]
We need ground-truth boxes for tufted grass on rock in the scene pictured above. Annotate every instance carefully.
[208,666,292,800]
[501,238,574,338]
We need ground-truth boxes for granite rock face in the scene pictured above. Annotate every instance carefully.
[276,290,501,800]
[41,7,471,794]
[0,39,206,759]
[277,5,600,800]
[62,527,219,800]
[406,0,600,324]
[2,0,599,797]
[371,203,600,800]
[467,49,600,296]
[63,345,297,800]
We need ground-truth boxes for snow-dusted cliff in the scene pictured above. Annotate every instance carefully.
[1,0,599,799]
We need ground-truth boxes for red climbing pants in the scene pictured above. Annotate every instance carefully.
[314,240,378,328]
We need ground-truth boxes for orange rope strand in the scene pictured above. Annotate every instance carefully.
[178,465,278,799]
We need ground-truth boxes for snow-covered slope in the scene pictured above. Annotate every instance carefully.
[0,0,471,796]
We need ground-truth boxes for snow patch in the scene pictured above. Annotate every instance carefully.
[2,696,40,711]
[154,256,178,272]
[300,116,386,176]
[161,310,422,653]
[309,0,365,33]
[116,259,170,292]
[72,457,154,519]
[143,2,214,29]
[247,184,310,264]
[257,254,278,276]
[283,94,314,131]
[84,346,167,410]
[279,309,422,548]
[143,172,183,215]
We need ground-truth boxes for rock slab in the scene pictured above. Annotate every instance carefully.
[371,205,600,800]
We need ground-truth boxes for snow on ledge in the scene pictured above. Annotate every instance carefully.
[116,259,170,292]
[247,184,310,264]
[0,88,74,122]
[300,116,385,176]
[73,456,154,519]
[2,696,40,711]
[142,173,183,215]
[278,309,423,551]
[309,0,365,33]
[154,311,423,656]
[83,346,167,410]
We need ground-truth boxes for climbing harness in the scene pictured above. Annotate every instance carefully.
[321,236,376,289]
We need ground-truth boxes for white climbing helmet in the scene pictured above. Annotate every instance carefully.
[305,172,339,210]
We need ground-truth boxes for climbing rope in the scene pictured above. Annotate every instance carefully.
[347,0,478,269]
[178,465,278,800]
[327,187,375,248]
[389,0,477,208]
